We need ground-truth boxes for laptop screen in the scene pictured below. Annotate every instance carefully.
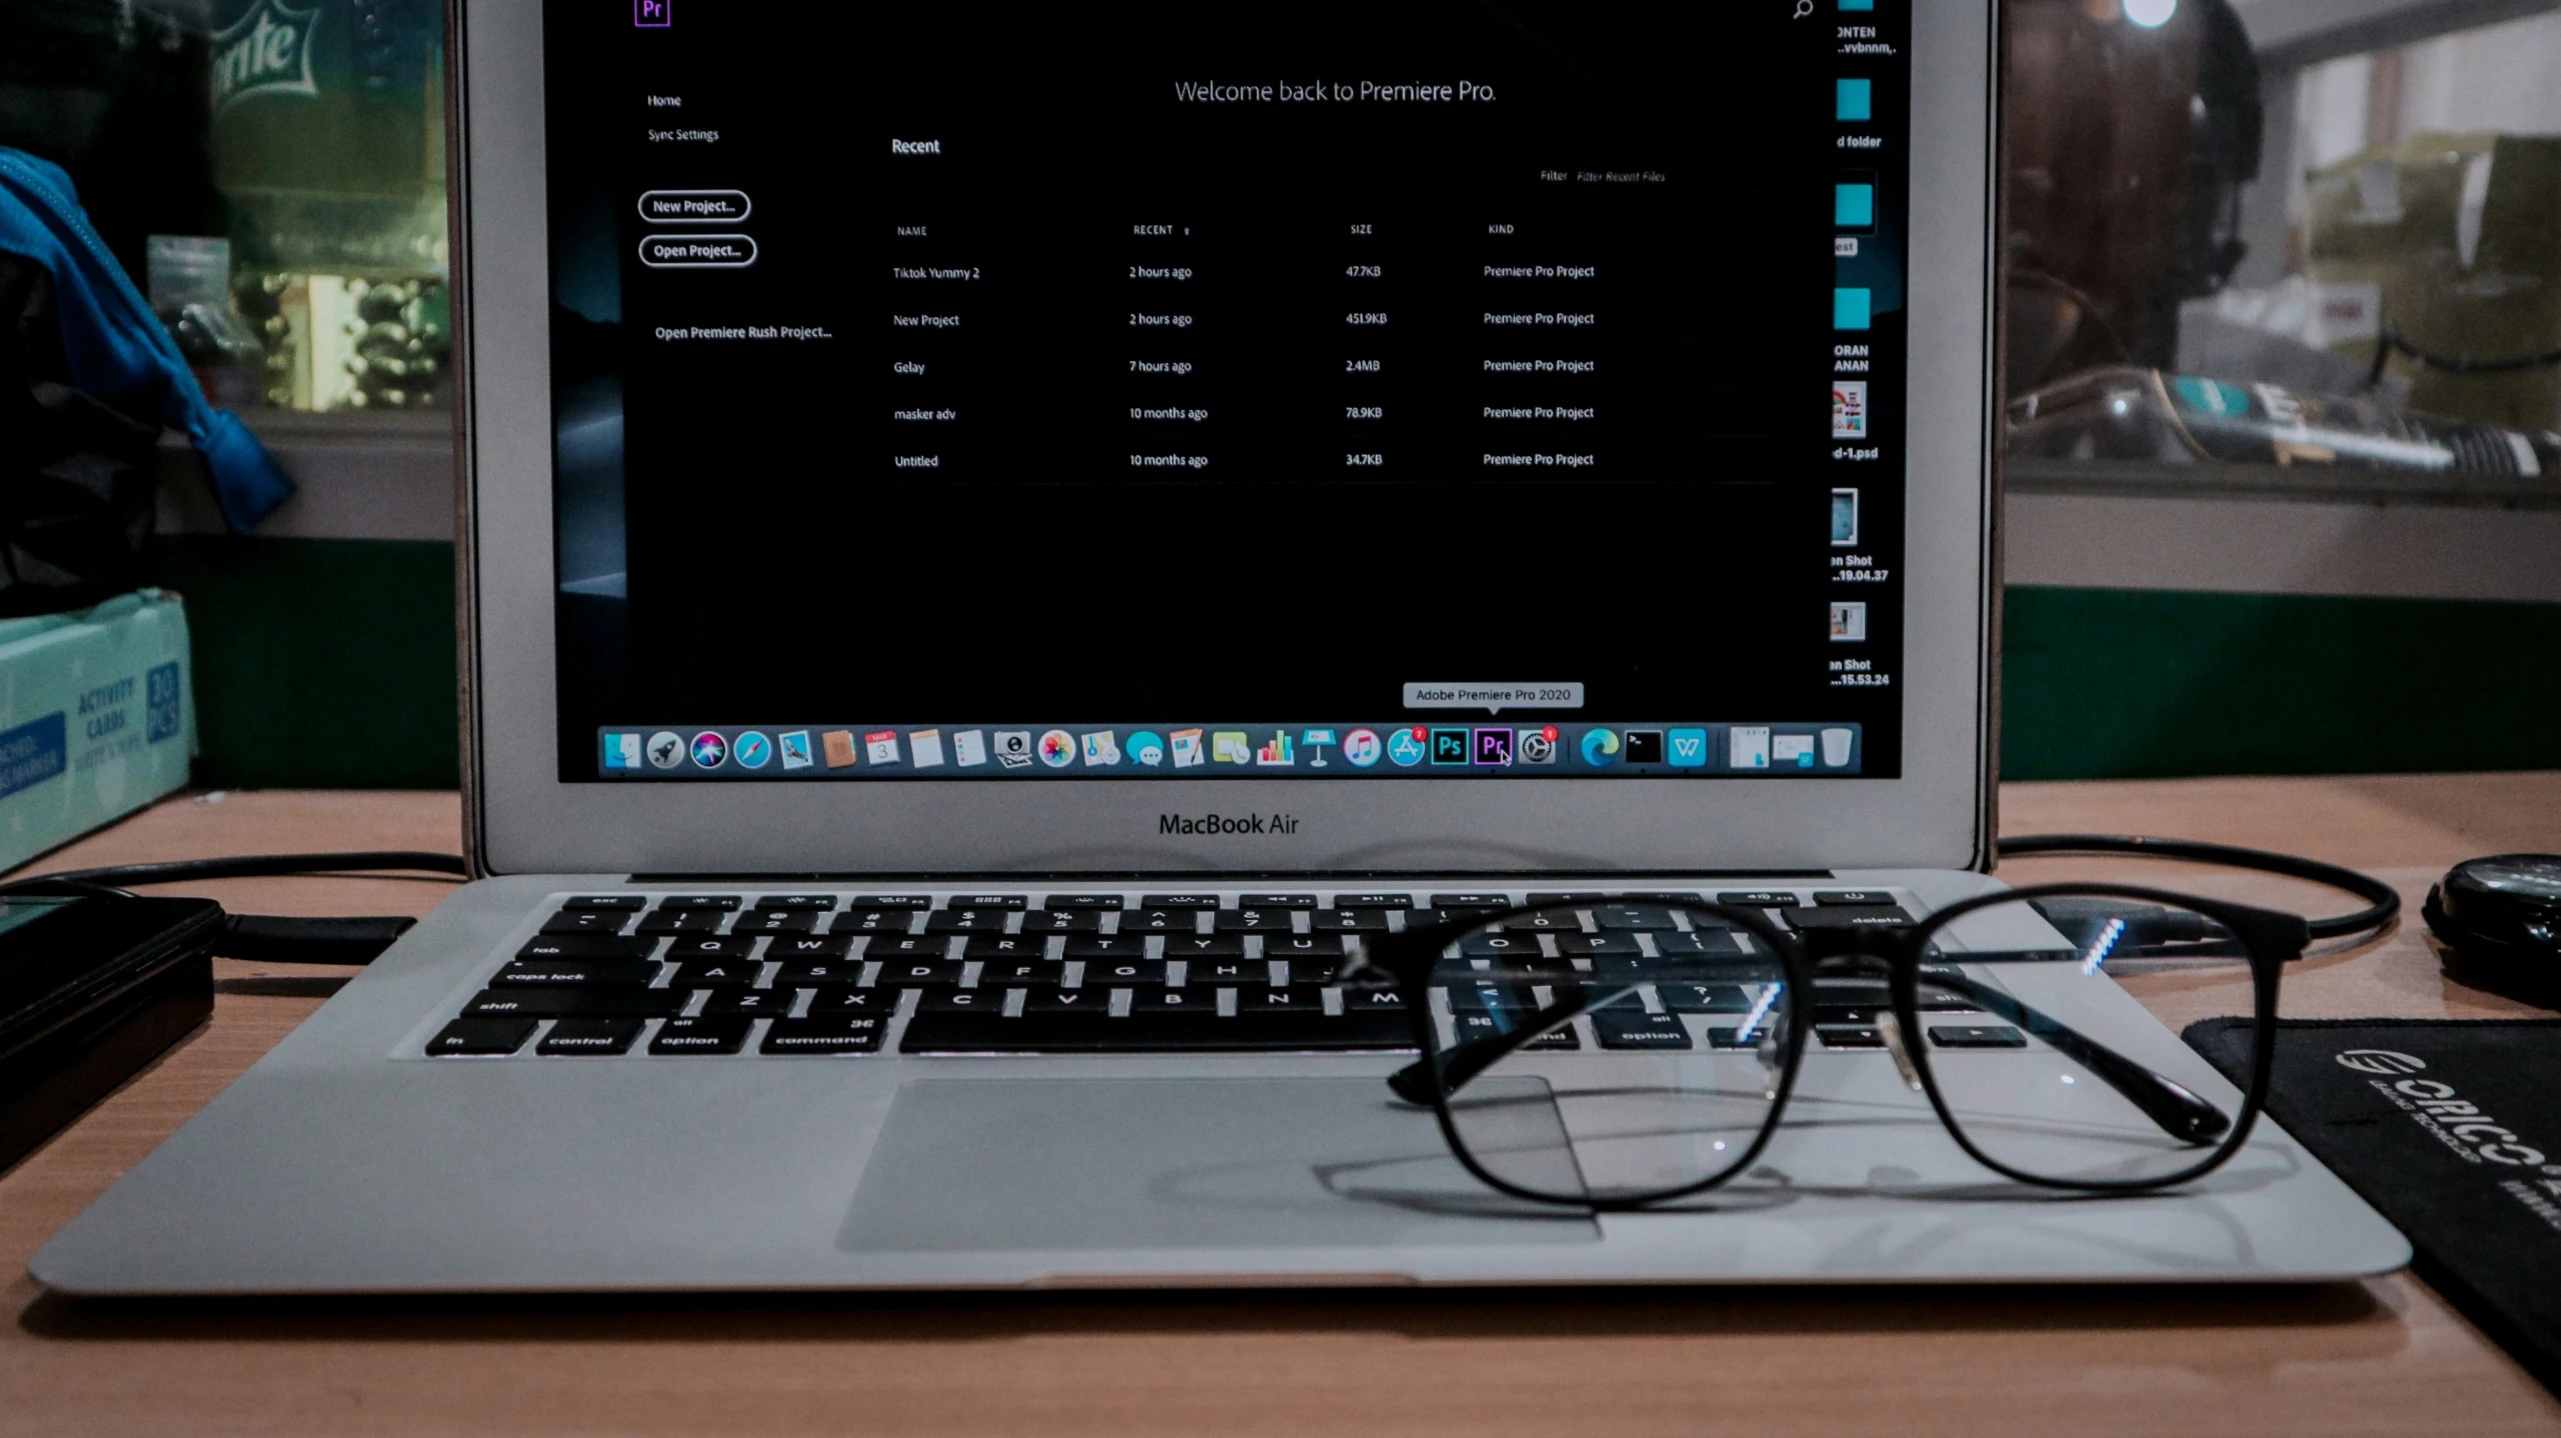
[542,1,1910,784]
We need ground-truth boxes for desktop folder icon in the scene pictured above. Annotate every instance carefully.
[1836,182,1875,230]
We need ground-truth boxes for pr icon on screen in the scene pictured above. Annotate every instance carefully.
[635,0,671,27]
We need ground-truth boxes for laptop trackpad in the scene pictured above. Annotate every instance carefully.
[840,1078,1598,1251]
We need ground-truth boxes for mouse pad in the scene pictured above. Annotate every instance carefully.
[2186,1017,2561,1395]
[840,1078,1600,1252]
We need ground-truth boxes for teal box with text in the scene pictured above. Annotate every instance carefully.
[0,590,194,873]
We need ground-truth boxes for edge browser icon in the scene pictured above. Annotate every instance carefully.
[1580,728,1621,767]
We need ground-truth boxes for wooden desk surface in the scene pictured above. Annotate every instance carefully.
[3,777,2558,1437]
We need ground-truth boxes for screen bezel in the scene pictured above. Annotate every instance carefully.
[455,0,1999,877]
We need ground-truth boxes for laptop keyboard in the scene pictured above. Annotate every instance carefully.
[424,889,2006,1059]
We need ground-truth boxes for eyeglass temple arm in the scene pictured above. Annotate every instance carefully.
[1919,972,2230,1144]
[1338,924,1582,1105]
[1384,979,1627,1106]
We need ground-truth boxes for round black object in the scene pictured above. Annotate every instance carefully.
[2424,856,2561,991]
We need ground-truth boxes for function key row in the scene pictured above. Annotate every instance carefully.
[538,896,1913,951]
[550,889,1907,916]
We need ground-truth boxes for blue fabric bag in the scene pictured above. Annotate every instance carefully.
[0,147,293,532]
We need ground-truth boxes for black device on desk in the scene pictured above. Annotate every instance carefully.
[2427,856,2561,994]
[0,894,224,1172]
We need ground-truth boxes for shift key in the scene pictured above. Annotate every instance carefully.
[490,956,664,988]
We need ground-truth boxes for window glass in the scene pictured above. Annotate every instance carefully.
[2005,0,2561,494]
[9,0,2554,458]
[0,0,448,414]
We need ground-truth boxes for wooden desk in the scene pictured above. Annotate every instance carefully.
[3,777,2558,1437]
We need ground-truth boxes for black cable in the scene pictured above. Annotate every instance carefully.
[1997,833,2399,942]
[0,851,469,965]
[2,850,467,893]
[2007,266,2135,365]
[2373,321,2561,379]
[218,914,419,965]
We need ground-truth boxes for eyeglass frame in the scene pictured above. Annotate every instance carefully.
[1335,883,2308,1211]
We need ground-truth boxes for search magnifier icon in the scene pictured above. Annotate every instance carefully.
[1793,0,1813,15]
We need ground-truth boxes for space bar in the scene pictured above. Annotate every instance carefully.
[900,1012,1417,1054]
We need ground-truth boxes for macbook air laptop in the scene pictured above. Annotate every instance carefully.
[31,0,2404,1293]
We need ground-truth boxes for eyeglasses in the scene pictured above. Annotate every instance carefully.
[1334,885,2305,1209]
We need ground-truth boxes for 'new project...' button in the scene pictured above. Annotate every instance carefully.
[639,189,752,223]
[639,235,757,268]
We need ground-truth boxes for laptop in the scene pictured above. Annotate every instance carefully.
[30,0,2405,1293]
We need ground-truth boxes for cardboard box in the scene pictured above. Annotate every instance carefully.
[0,591,193,873]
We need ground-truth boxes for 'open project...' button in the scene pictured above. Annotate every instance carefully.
[639,234,757,268]
[638,190,752,224]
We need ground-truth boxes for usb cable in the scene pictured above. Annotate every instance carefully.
[0,851,468,964]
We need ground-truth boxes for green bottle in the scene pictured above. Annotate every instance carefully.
[207,0,449,411]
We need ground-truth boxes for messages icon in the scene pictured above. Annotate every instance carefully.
[1128,730,1167,767]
